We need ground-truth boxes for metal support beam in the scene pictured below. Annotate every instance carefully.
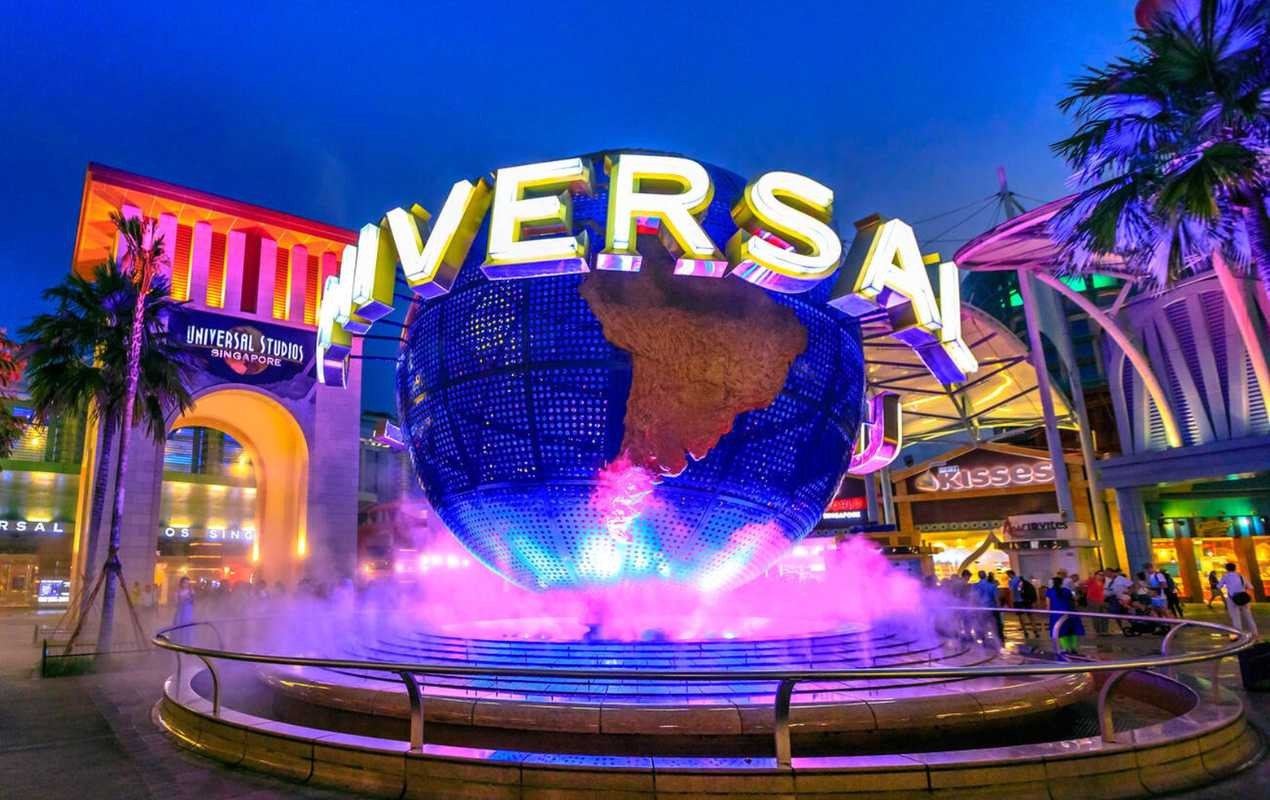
[1016,270,1076,520]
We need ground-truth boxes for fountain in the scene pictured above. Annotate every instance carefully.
[152,152,1260,798]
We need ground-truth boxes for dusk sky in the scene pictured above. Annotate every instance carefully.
[0,0,1139,407]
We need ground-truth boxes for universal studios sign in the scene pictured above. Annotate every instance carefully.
[313,153,980,390]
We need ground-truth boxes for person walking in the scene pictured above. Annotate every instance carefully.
[1207,570,1224,609]
[1217,562,1258,637]
[1085,570,1108,634]
[1162,571,1184,618]
[1045,576,1085,656]
[972,571,1000,644]
[1007,570,1038,638]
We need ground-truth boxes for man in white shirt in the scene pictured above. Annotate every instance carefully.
[1217,562,1258,636]
[1105,568,1132,613]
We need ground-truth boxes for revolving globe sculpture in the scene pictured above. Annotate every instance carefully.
[396,154,864,590]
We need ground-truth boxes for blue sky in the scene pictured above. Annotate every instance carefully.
[0,0,1138,407]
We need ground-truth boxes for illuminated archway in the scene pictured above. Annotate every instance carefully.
[169,388,309,586]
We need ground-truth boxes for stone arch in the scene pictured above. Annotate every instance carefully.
[169,387,310,586]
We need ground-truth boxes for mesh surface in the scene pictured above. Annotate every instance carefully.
[397,153,864,589]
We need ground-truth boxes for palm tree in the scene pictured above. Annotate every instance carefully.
[22,247,195,649]
[1052,0,1269,284]
[1052,0,1270,409]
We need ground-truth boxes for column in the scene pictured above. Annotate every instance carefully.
[863,472,880,524]
[1233,535,1265,601]
[879,468,896,526]
[1115,486,1152,574]
[257,237,278,319]
[1017,270,1077,519]
[223,230,247,312]
[1175,537,1202,601]
[288,245,308,324]
[189,222,213,309]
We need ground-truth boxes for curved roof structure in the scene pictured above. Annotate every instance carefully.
[861,304,1074,446]
[954,196,1133,278]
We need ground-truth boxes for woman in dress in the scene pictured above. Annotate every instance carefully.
[1045,576,1085,655]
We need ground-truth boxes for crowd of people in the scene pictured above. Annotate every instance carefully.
[927,560,1259,654]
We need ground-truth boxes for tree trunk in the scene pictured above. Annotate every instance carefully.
[74,413,117,622]
[97,286,147,653]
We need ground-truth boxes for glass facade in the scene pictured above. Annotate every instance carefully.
[0,403,83,606]
[155,426,258,598]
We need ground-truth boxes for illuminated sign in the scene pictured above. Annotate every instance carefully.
[313,153,977,388]
[170,308,314,394]
[37,579,71,604]
[1003,513,1090,542]
[848,391,902,475]
[0,519,70,535]
[913,459,1054,493]
[160,526,255,542]
[823,496,867,521]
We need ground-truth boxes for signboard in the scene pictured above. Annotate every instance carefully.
[819,477,869,528]
[0,519,71,536]
[824,495,867,522]
[160,525,255,543]
[1002,513,1089,542]
[169,308,315,398]
[1193,518,1232,538]
[37,579,70,605]
[912,451,1054,494]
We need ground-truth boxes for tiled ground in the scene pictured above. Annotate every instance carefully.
[1,606,1267,799]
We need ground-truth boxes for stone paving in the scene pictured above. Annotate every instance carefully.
[1,605,1267,799]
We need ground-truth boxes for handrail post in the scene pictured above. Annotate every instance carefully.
[774,678,796,768]
[399,670,425,752]
[196,655,221,717]
[1160,620,1189,678]
[1097,669,1130,743]
[1051,614,1069,658]
[1160,621,1188,658]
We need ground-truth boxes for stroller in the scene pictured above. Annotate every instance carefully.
[1116,594,1169,636]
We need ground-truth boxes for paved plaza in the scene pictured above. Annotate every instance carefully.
[0,605,1267,800]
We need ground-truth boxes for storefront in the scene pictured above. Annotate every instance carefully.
[0,405,83,606]
[892,443,1098,580]
[1128,473,1270,601]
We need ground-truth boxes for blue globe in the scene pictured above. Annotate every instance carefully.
[396,153,865,590]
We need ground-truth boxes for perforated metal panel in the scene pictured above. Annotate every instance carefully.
[396,153,864,589]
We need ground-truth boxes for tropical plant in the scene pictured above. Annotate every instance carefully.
[21,234,195,649]
[0,330,24,458]
[1052,0,1270,404]
[1052,0,1269,284]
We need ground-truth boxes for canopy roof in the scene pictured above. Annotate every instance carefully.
[861,304,1074,446]
[954,195,1135,279]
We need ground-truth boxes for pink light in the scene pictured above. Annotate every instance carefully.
[590,454,656,544]
[395,523,924,642]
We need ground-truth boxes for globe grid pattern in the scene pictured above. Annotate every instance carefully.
[396,155,865,589]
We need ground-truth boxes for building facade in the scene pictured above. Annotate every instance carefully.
[59,164,364,605]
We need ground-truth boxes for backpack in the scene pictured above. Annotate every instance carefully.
[1020,579,1037,605]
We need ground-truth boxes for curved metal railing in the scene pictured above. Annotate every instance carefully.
[153,607,1256,767]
